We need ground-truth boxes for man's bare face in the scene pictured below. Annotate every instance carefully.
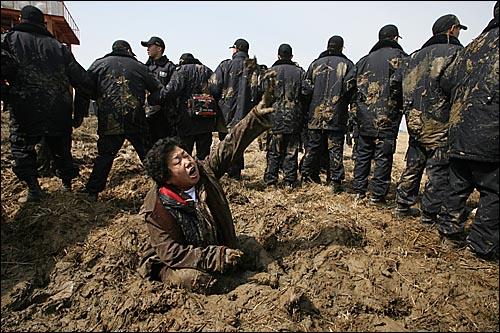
[165,146,199,190]
[147,44,162,59]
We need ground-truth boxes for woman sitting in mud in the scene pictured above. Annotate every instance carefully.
[139,73,276,293]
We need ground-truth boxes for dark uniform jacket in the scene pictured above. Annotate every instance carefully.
[345,40,407,139]
[86,50,163,136]
[304,50,355,133]
[209,51,261,128]
[161,57,216,136]
[140,106,272,273]
[1,22,91,137]
[145,55,176,116]
[390,34,463,148]
[265,59,307,134]
[440,19,499,163]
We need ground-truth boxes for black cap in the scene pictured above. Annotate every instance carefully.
[327,35,344,50]
[20,5,45,26]
[112,40,136,56]
[229,38,249,52]
[432,14,468,35]
[379,24,402,40]
[495,1,499,20]
[278,43,293,58]
[141,36,165,50]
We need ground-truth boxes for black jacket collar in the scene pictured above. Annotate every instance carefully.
[421,33,463,49]
[146,55,170,67]
[103,50,137,60]
[232,51,248,59]
[271,58,295,67]
[317,49,348,60]
[369,39,404,54]
[10,22,54,38]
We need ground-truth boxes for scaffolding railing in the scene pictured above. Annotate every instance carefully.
[0,1,79,39]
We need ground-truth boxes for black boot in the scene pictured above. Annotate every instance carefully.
[25,176,45,202]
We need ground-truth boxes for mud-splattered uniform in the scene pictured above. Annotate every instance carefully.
[300,49,355,187]
[345,39,407,200]
[1,22,91,184]
[209,50,262,178]
[160,55,215,159]
[81,48,163,196]
[438,15,499,259]
[390,34,463,220]
[262,59,307,186]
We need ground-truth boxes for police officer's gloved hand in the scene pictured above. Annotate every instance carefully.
[72,115,84,128]
[224,248,244,271]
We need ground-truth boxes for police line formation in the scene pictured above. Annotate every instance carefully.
[1,3,498,290]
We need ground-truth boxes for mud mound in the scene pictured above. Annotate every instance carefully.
[1,111,498,332]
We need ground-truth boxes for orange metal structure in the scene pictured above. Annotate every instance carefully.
[1,1,80,49]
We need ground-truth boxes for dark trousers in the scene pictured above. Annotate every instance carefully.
[86,134,147,194]
[264,133,300,185]
[181,132,213,160]
[396,144,450,215]
[353,135,395,198]
[301,129,344,184]
[146,109,174,150]
[438,158,499,256]
[10,133,78,181]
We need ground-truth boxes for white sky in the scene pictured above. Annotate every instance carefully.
[64,1,496,132]
[65,1,496,70]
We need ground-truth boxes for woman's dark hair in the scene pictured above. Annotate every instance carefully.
[144,137,185,184]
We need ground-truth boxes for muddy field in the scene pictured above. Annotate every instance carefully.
[1,110,498,332]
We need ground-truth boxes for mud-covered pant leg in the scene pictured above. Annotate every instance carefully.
[86,135,125,194]
[326,131,345,183]
[353,135,375,194]
[10,134,41,181]
[371,137,395,198]
[396,143,426,206]
[466,160,499,256]
[282,133,300,184]
[421,146,450,216]
[438,158,475,236]
[300,129,322,178]
[159,266,216,293]
[44,135,79,181]
[264,133,284,185]
[193,132,213,160]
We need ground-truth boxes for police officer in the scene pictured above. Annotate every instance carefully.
[391,14,467,222]
[141,36,177,147]
[1,5,92,201]
[438,1,499,262]
[345,24,407,206]
[262,43,307,188]
[159,53,215,160]
[79,40,163,201]
[209,38,262,179]
[300,36,355,193]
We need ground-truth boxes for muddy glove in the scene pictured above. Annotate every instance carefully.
[224,248,244,271]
